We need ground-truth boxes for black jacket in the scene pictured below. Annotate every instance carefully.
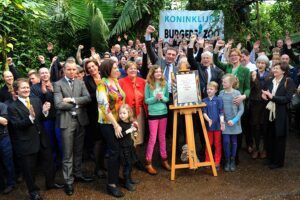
[8,97,50,155]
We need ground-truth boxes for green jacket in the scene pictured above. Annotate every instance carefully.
[213,53,250,97]
[144,82,169,116]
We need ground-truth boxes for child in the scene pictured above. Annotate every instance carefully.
[118,104,139,191]
[144,65,170,175]
[202,81,225,170]
[218,74,244,172]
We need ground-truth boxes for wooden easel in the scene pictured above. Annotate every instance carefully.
[170,103,217,180]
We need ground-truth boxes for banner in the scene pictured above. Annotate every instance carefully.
[159,10,224,40]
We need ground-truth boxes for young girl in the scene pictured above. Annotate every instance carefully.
[118,104,139,191]
[202,81,225,170]
[219,74,244,172]
[144,65,170,175]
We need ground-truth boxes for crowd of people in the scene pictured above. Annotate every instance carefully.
[0,24,300,199]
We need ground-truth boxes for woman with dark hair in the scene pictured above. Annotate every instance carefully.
[83,59,106,179]
[262,62,295,169]
[118,56,128,78]
[96,59,125,197]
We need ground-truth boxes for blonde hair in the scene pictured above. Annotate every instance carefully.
[229,48,242,59]
[207,81,219,90]
[146,65,166,90]
[119,104,134,122]
[222,73,238,88]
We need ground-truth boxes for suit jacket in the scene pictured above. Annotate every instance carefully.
[8,97,50,156]
[31,82,56,120]
[54,77,91,129]
[145,40,179,73]
[266,77,295,137]
[187,47,223,98]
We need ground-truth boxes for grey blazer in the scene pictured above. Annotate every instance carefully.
[54,77,91,129]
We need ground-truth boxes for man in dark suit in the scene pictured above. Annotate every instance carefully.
[8,78,63,200]
[187,34,223,98]
[145,25,179,95]
[31,67,62,169]
[54,57,92,196]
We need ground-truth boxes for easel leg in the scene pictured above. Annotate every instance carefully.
[185,113,197,169]
[198,110,217,176]
[171,111,178,181]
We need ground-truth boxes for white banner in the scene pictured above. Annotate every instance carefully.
[159,10,224,40]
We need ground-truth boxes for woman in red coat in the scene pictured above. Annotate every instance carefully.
[119,61,147,146]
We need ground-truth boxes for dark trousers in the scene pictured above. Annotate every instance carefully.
[251,123,267,151]
[20,146,55,193]
[0,135,16,186]
[43,120,62,168]
[0,135,15,187]
[0,162,5,191]
[266,122,286,167]
[99,124,120,185]
[121,146,133,181]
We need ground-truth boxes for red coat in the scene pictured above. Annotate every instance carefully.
[119,76,147,117]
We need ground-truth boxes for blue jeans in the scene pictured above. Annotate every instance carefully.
[0,135,15,187]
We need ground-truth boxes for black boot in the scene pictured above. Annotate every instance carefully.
[224,159,230,172]
[129,173,140,184]
[230,157,236,172]
[125,179,136,191]
[106,185,124,198]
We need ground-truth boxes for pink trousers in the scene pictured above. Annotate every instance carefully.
[146,118,168,161]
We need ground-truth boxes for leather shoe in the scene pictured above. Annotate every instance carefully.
[3,185,14,194]
[29,191,41,200]
[161,159,171,171]
[46,183,64,190]
[64,184,74,196]
[74,175,94,183]
[268,164,283,170]
[106,185,124,198]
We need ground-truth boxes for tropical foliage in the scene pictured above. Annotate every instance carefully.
[0,0,299,77]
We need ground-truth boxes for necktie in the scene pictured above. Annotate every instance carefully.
[205,68,208,82]
[25,98,31,110]
[164,64,170,83]
[68,79,74,91]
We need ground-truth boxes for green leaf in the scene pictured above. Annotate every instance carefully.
[6,43,13,50]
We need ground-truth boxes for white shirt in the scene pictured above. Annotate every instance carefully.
[18,97,35,123]
[206,67,212,83]
[18,97,49,122]
[164,64,174,93]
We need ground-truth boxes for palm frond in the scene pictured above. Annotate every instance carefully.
[109,0,149,38]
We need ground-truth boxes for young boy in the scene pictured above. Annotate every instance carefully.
[202,81,225,170]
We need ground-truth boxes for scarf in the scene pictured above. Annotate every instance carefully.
[266,77,283,121]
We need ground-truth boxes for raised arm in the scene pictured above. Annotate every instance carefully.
[187,35,200,71]
[213,40,231,72]
[145,25,159,64]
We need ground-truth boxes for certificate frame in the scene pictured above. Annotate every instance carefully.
[171,70,201,107]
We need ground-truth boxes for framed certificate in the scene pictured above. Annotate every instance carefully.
[171,70,201,106]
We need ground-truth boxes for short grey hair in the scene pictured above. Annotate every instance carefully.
[201,51,213,59]
[256,55,270,68]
